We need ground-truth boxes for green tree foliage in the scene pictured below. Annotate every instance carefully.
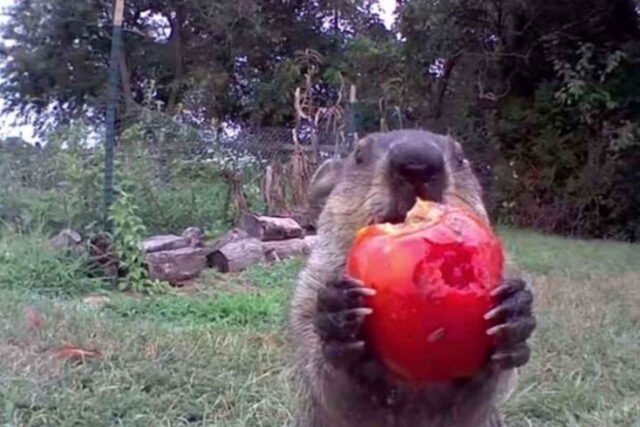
[397,0,640,241]
[0,0,387,129]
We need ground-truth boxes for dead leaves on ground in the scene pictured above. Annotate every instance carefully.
[16,306,103,365]
[50,344,102,363]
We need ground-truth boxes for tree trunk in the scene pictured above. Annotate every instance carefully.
[118,50,133,111]
[433,53,461,122]
[222,170,249,221]
[261,161,290,216]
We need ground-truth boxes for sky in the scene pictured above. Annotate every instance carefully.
[377,0,398,28]
[0,0,37,142]
[0,0,398,144]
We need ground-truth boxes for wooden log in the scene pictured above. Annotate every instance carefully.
[290,209,316,232]
[206,228,250,251]
[263,235,319,262]
[209,238,265,273]
[239,213,305,241]
[146,247,212,285]
[142,235,190,254]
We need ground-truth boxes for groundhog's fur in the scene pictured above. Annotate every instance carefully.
[288,129,529,427]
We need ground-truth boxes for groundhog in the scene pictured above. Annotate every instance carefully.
[288,129,536,427]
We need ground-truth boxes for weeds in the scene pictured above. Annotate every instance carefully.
[0,228,105,296]
[109,188,171,295]
[106,258,304,329]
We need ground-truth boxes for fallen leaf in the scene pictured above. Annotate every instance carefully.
[52,345,101,362]
[25,306,44,330]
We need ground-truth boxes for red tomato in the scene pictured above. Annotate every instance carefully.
[346,199,504,384]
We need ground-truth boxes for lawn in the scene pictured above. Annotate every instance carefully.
[0,227,639,426]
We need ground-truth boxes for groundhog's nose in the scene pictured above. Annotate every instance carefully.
[389,139,445,185]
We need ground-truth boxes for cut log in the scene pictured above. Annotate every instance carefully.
[146,246,214,285]
[205,228,251,268]
[182,227,204,247]
[239,213,304,241]
[290,209,317,232]
[263,235,318,262]
[209,238,265,273]
[142,235,190,254]
[207,228,250,252]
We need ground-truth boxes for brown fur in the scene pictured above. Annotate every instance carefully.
[288,130,523,427]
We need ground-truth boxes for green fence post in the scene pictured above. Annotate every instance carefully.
[104,0,124,231]
[346,84,360,151]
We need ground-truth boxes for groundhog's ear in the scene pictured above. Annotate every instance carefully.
[307,158,345,224]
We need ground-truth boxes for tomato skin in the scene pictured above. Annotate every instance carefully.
[346,200,504,384]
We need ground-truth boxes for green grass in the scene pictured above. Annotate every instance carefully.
[0,229,106,296]
[106,259,305,330]
[0,229,639,426]
[497,226,640,277]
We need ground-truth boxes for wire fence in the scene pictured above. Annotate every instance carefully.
[0,94,360,238]
[1,10,502,239]
[1,42,516,242]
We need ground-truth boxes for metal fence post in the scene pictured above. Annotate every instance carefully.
[104,0,124,231]
[346,84,359,150]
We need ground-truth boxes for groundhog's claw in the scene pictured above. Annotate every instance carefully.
[485,278,536,370]
[491,343,531,369]
[489,278,526,299]
[487,318,536,346]
[315,277,374,369]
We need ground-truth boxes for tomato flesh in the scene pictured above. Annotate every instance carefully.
[346,200,504,384]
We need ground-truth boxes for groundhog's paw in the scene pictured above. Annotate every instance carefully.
[484,278,536,370]
[314,277,375,369]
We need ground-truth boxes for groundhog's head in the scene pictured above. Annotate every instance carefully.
[308,129,487,254]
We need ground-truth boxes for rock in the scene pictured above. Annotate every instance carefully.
[82,295,111,308]
[49,229,85,256]
[142,235,190,254]
[145,246,214,285]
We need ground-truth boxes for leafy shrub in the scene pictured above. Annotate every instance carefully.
[479,42,640,241]
[109,188,171,295]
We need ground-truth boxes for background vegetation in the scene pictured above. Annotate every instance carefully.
[1,0,639,241]
[0,1,639,425]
